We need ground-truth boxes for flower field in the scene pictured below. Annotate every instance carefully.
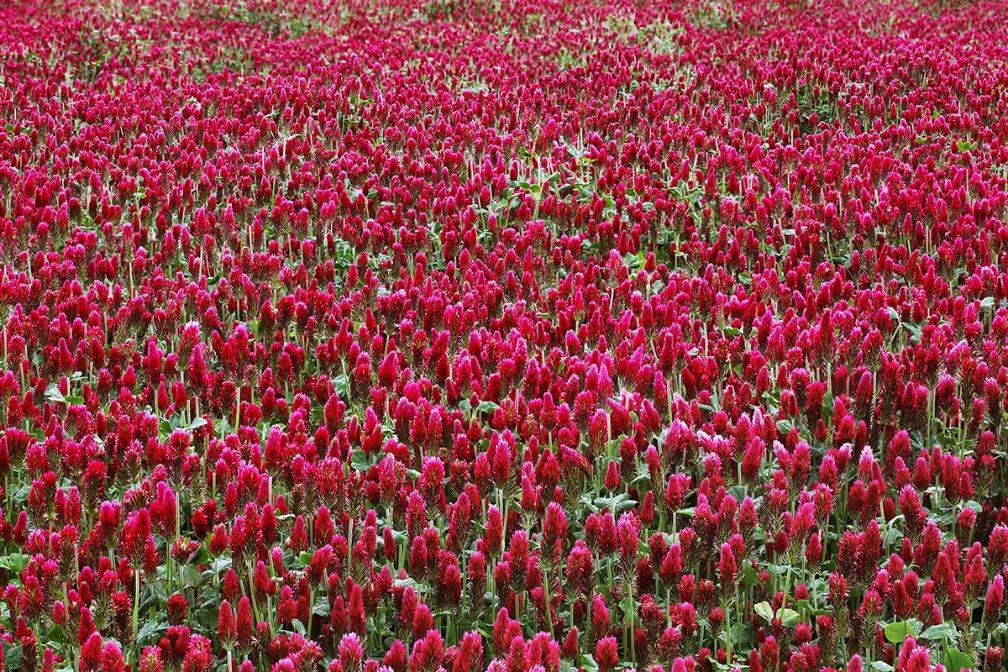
[3,0,1008,670]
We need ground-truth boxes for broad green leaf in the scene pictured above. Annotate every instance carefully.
[0,553,29,574]
[210,556,233,573]
[313,596,331,617]
[884,620,915,644]
[394,576,424,592]
[181,565,202,588]
[754,601,774,623]
[778,608,800,627]
[594,493,637,512]
[477,400,499,414]
[794,599,828,616]
[941,648,973,672]
[137,619,165,645]
[920,622,956,641]
[350,449,370,472]
[3,642,23,670]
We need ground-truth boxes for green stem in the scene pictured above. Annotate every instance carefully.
[132,569,141,658]
[544,571,554,639]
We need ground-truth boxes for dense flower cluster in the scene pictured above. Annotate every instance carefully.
[3,0,1008,671]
